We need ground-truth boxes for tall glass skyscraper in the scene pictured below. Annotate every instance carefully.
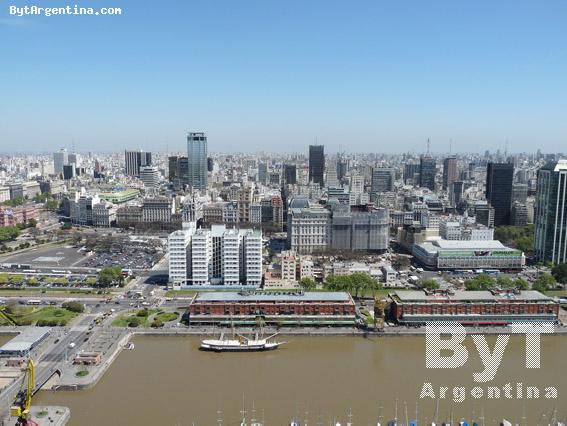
[535,160,567,264]
[187,132,208,191]
[419,155,436,191]
[309,145,325,186]
[124,150,152,176]
[486,162,514,226]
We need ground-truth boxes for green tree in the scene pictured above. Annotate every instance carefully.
[2,197,24,207]
[349,272,377,298]
[151,319,164,328]
[516,236,533,256]
[420,278,440,290]
[496,276,514,288]
[0,226,20,243]
[298,277,316,291]
[97,266,123,287]
[27,277,40,287]
[27,218,37,228]
[62,301,85,313]
[551,263,567,284]
[137,308,150,317]
[34,193,49,203]
[45,200,59,211]
[494,225,535,256]
[127,317,140,327]
[533,273,556,293]
[465,274,496,291]
[514,278,529,290]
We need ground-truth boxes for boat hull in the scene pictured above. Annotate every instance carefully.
[200,341,282,352]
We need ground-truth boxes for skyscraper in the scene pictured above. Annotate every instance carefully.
[140,166,160,188]
[258,162,267,184]
[370,168,394,200]
[450,181,464,206]
[309,145,325,186]
[534,160,567,264]
[336,159,348,181]
[125,150,152,176]
[486,162,514,226]
[442,157,458,190]
[403,163,420,184]
[419,156,436,191]
[187,132,208,191]
[53,148,68,174]
[168,156,179,181]
[283,164,297,185]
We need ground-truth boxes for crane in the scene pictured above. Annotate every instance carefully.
[374,298,389,331]
[0,306,18,326]
[10,357,36,425]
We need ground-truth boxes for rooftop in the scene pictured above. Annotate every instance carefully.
[194,291,352,303]
[394,290,553,302]
[0,327,51,354]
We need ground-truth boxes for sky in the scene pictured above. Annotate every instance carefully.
[1,0,566,154]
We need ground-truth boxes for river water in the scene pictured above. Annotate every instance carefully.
[34,335,567,425]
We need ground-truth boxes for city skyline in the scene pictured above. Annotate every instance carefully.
[1,0,567,153]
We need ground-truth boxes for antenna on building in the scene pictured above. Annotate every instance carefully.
[426,138,431,156]
[449,138,452,154]
[72,139,75,154]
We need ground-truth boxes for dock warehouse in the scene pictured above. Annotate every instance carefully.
[187,291,356,326]
[0,327,51,357]
[390,289,559,325]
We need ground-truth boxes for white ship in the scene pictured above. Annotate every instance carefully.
[201,330,285,352]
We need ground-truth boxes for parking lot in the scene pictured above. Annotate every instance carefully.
[79,246,162,270]
[0,244,88,268]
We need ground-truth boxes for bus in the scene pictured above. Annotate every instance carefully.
[26,300,42,305]
[121,268,133,277]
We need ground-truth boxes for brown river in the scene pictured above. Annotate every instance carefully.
[33,335,567,425]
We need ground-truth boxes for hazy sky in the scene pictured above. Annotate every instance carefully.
[1,0,566,154]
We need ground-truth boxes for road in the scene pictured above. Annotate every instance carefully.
[0,315,95,416]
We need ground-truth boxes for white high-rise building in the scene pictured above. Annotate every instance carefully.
[222,229,241,285]
[243,229,262,286]
[168,223,262,288]
[168,223,196,288]
[191,229,212,286]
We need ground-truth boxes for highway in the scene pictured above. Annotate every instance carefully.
[0,315,95,416]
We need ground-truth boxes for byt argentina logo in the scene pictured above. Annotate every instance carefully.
[420,321,558,402]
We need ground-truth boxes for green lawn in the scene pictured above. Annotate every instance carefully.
[112,308,180,327]
[0,288,112,297]
[112,308,159,327]
[154,311,179,323]
[0,306,78,326]
[546,290,567,297]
